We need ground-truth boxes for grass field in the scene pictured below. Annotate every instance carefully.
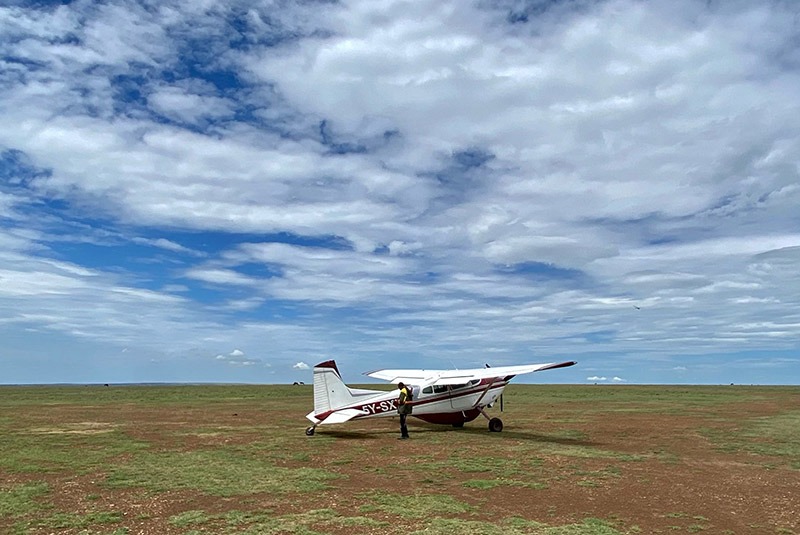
[1,384,798,534]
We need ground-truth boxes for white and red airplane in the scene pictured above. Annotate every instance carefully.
[304,359,576,436]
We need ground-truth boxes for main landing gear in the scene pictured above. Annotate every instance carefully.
[305,426,316,436]
[478,407,504,432]
[488,417,503,433]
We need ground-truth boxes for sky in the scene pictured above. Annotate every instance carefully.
[1,0,799,386]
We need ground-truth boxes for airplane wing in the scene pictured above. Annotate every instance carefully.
[362,368,437,383]
[364,361,576,385]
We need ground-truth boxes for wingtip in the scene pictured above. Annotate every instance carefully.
[541,361,577,371]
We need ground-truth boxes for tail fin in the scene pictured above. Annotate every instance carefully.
[309,360,385,423]
[312,360,355,414]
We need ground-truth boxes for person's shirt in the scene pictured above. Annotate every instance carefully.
[398,387,409,405]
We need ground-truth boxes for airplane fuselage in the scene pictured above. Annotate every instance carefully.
[312,377,508,426]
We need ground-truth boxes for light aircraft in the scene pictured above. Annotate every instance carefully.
[304,359,576,436]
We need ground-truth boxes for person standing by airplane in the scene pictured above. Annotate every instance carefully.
[397,382,412,439]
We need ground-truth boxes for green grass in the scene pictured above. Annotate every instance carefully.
[701,411,800,467]
[236,508,335,535]
[0,482,50,518]
[0,430,149,474]
[530,443,645,461]
[462,478,547,490]
[409,517,626,534]
[166,509,389,534]
[359,492,473,518]
[412,518,546,535]
[411,453,523,477]
[222,510,274,526]
[502,384,774,406]
[169,510,213,527]
[105,449,339,496]
[0,384,311,407]
[15,510,123,532]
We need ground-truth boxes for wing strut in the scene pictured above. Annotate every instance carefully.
[472,377,499,409]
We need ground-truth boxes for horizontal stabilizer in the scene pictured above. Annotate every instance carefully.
[320,408,369,425]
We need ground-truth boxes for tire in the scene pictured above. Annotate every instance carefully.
[488,417,503,433]
[305,427,315,436]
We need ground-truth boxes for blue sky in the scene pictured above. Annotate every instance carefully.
[1,0,799,385]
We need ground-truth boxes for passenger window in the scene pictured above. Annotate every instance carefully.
[422,386,432,394]
[433,385,448,394]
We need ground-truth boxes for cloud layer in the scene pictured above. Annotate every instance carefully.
[1,0,799,383]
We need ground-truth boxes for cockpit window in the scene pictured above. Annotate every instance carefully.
[450,380,480,390]
[422,380,479,395]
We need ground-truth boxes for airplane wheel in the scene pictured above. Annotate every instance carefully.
[488,417,503,433]
[305,427,315,436]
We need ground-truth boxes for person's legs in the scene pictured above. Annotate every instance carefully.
[399,413,409,438]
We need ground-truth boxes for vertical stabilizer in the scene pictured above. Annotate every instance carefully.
[308,360,388,424]
[313,360,355,414]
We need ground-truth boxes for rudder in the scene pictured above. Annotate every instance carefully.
[313,360,355,414]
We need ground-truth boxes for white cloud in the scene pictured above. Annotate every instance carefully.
[587,376,607,382]
[131,237,204,256]
[1,0,799,384]
[214,349,260,367]
[147,86,235,125]
[293,362,310,370]
[184,268,261,287]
